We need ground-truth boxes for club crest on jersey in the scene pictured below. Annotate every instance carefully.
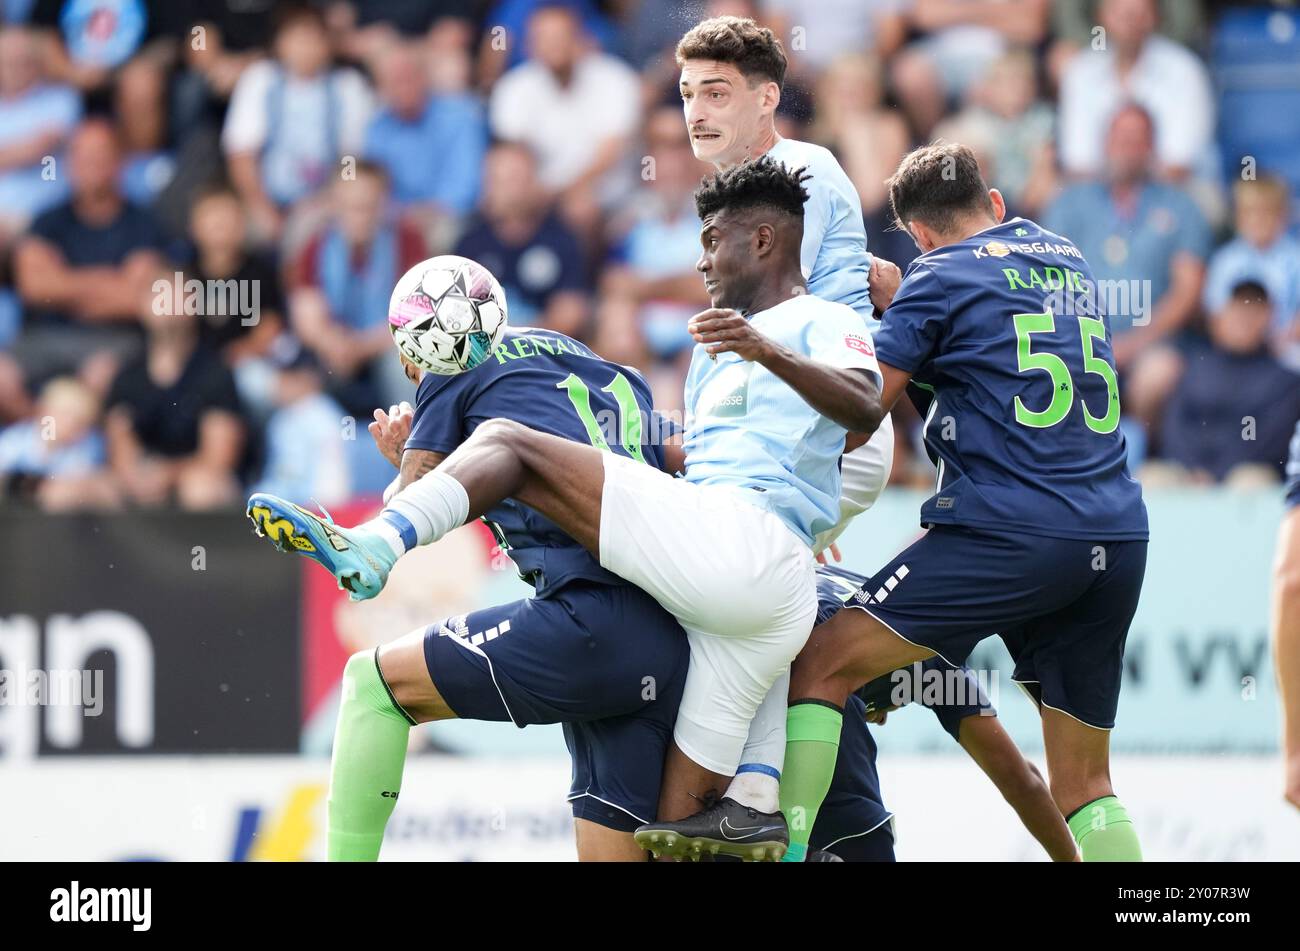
[844,334,874,356]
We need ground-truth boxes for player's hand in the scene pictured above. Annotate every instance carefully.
[869,256,902,314]
[688,308,773,362]
[369,402,414,468]
[815,542,842,566]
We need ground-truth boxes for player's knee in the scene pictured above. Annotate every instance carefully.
[471,416,528,447]
[1049,771,1114,816]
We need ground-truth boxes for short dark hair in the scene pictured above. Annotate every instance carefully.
[273,3,326,37]
[1229,279,1270,306]
[887,141,995,236]
[675,16,787,89]
[694,155,809,222]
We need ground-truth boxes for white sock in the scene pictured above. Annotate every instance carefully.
[362,470,470,558]
[725,671,789,814]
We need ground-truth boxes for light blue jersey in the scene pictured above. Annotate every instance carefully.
[767,137,874,321]
[683,294,882,545]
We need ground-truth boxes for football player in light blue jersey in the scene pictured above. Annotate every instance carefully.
[646,15,900,843]
[676,14,899,553]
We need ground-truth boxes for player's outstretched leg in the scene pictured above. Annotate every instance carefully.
[778,605,932,862]
[1042,708,1141,861]
[327,632,457,860]
[248,419,606,598]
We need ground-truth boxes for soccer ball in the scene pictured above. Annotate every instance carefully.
[387,255,508,375]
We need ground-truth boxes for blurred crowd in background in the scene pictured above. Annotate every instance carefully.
[1,0,1298,513]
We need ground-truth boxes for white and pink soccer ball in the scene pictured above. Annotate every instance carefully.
[387,255,508,375]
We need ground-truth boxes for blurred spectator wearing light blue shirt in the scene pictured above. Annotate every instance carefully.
[1043,102,1209,438]
[0,26,80,235]
[1204,175,1300,371]
[363,40,485,219]
[0,375,118,510]
[252,337,350,507]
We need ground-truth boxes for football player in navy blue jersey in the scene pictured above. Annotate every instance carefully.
[302,332,693,861]
[1275,421,1300,810]
[808,567,1078,861]
[779,142,1149,862]
[277,327,886,862]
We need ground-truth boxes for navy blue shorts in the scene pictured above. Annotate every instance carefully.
[424,581,689,831]
[845,526,1147,729]
[810,693,894,858]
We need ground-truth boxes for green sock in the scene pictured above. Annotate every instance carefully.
[779,701,843,863]
[1067,795,1142,861]
[327,650,415,861]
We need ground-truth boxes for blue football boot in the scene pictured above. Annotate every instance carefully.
[246,493,398,601]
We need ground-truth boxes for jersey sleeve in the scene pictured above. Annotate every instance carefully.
[405,372,474,455]
[804,302,882,386]
[922,662,996,741]
[872,261,949,373]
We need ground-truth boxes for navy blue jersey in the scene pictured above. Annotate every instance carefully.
[874,217,1148,541]
[815,566,994,740]
[407,328,668,597]
[1288,420,1300,509]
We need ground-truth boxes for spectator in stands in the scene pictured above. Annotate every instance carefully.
[594,104,711,409]
[489,1,640,235]
[187,184,284,418]
[1058,0,1214,182]
[890,0,1050,138]
[11,118,168,394]
[105,270,245,510]
[251,336,349,507]
[1204,175,1300,370]
[27,0,175,95]
[477,0,616,87]
[455,142,588,339]
[0,375,116,510]
[1043,103,1209,436]
[1155,281,1300,486]
[222,3,374,242]
[0,24,80,242]
[288,160,426,419]
[759,0,908,76]
[933,48,1057,216]
[363,39,486,220]
[808,53,910,224]
[174,1,275,143]
[114,53,175,209]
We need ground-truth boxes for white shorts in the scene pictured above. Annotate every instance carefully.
[598,452,818,775]
[813,413,895,554]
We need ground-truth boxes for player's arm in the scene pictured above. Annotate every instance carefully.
[955,714,1080,861]
[689,308,884,434]
[396,447,446,494]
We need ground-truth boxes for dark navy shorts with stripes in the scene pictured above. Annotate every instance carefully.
[423,580,689,832]
[843,525,1147,730]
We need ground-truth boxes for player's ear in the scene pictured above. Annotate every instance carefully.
[762,80,781,114]
[753,221,776,256]
[989,188,1007,223]
[908,220,936,254]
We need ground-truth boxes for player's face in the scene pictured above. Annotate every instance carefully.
[679,60,773,166]
[696,209,756,310]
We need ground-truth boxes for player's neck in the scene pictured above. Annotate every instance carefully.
[744,269,807,315]
[935,214,1004,249]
